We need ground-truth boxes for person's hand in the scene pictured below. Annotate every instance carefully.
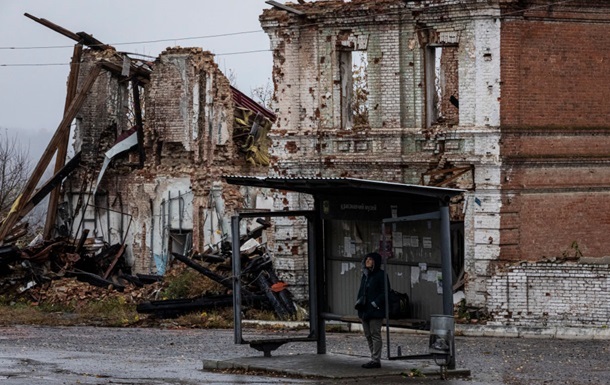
[371,301,379,309]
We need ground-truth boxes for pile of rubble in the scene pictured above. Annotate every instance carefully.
[0,229,163,307]
[137,219,298,320]
[0,219,299,322]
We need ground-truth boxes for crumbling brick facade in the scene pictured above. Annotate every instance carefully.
[261,0,610,328]
[63,47,271,278]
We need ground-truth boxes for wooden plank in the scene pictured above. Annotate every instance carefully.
[102,243,126,279]
[425,166,472,177]
[24,152,82,212]
[24,13,110,50]
[265,1,305,16]
[24,13,82,42]
[100,60,150,83]
[434,168,472,188]
[0,64,102,241]
[44,43,83,239]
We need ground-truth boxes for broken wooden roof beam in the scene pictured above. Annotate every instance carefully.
[24,13,152,82]
[100,60,151,83]
[265,1,305,16]
[24,13,111,50]
[0,64,102,242]
[44,43,83,239]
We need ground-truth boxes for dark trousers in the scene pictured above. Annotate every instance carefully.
[361,318,383,362]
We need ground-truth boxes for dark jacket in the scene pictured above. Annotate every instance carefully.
[356,252,389,320]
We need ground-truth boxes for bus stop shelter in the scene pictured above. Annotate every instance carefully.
[225,176,464,365]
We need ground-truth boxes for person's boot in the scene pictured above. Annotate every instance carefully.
[361,361,381,369]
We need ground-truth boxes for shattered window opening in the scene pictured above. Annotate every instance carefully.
[340,49,369,129]
[125,80,145,132]
[352,51,369,128]
[426,45,459,128]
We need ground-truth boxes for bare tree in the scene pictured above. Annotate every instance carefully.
[250,78,273,109]
[352,52,369,127]
[226,68,238,87]
[0,129,32,220]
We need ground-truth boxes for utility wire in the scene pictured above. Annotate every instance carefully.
[0,62,68,67]
[1,0,605,67]
[1,0,599,52]
[0,48,272,67]
[0,29,265,50]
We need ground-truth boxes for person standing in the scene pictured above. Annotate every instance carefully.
[355,252,388,369]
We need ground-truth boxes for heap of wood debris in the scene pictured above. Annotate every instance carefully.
[0,219,299,321]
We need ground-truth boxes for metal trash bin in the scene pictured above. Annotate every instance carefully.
[429,315,454,354]
[429,314,455,371]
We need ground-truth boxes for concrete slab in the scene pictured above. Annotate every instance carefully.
[203,353,471,380]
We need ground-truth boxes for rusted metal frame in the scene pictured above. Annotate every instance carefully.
[44,43,83,239]
[25,241,63,263]
[131,78,146,167]
[0,64,102,241]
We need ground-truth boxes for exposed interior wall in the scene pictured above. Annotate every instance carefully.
[62,47,270,277]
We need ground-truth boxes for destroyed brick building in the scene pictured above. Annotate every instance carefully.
[0,15,288,302]
[2,0,610,331]
[259,0,610,329]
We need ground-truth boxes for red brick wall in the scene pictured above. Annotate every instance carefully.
[500,20,610,128]
[501,186,610,260]
[500,131,610,260]
[500,15,610,261]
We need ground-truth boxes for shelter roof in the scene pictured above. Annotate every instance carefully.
[224,176,464,201]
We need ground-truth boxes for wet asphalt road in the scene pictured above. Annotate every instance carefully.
[0,325,608,384]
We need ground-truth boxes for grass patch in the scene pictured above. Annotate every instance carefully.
[159,265,225,300]
[0,295,140,327]
[0,262,291,329]
[173,308,234,328]
[77,297,140,327]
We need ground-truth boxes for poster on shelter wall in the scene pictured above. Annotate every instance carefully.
[379,238,393,259]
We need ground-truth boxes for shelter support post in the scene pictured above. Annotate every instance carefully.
[381,205,456,369]
[311,200,325,354]
[440,203,452,316]
[439,202,456,369]
[231,215,243,344]
[231,210,318,356]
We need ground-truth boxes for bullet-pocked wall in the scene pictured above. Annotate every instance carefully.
[261,0,610,329]
[261,0,501,316]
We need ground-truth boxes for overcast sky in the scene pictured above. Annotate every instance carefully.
[0,0,274,163]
